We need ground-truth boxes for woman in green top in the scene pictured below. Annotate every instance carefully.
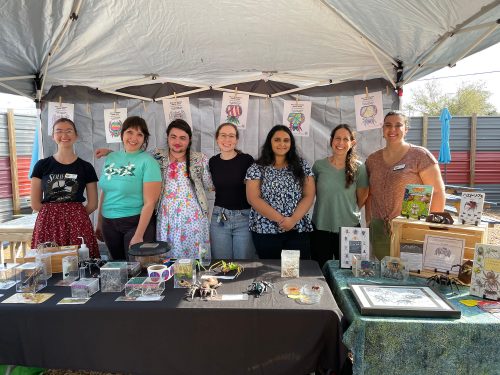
[311,124,369,268]
[96,116,162,260]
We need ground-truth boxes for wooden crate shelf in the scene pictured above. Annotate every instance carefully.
[390,216,488,261]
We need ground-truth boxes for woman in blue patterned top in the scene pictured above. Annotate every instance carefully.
[245,125,315,259]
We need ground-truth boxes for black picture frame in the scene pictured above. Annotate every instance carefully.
[349,282,461,319]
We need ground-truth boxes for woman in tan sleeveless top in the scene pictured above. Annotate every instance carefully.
[365,111,445,259]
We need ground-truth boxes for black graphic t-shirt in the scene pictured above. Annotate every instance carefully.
[31,156,98,203]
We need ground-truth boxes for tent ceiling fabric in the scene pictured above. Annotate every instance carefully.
[0,0,499,99]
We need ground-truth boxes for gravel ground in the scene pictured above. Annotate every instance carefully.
[486,209,500,245]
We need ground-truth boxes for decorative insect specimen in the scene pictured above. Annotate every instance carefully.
[452,261,473,285]
[426,273,464,294]
[209,260,244,278]
[181,277,222,300]
[20,267,43,293]
[247,281,273,297]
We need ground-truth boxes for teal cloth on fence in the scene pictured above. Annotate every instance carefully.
[323,260,500,375]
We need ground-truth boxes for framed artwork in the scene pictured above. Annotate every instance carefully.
[423,235,465,274]
[340,227,369,268]
[349,283,461,318]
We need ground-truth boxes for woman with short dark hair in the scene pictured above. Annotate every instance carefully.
[96,116,161,260]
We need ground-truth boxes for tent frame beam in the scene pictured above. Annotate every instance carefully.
[38,0,83,100]
[403,1,500,84]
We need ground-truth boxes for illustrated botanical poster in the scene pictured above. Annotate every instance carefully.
[282,100,312,137]
[470,244,500,300]
[103,107,127,143]
[220,92,249,129]
[353,91,383,132]
[47,101,74,135]
[162,97,193,128]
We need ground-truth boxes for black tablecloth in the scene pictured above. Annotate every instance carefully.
[0,260,344,375]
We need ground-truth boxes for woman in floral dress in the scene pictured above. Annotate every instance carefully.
[153,119,213,259]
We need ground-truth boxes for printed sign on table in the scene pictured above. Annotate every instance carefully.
[282,100,312,137]
[162,97,193,128]
[47,102,74,135]
[340,227,370,268]
[354,91,383,132]
[459,192,485,225]
[103,108,127,143]
[220,92,249,129]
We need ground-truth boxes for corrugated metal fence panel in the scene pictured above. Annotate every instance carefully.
[475,152,500,185]
[476,117,500,151]
[0,113,36,222]
[476,184,500,208]
[431,151,470,185]
[410,116,500,152]
[0,198,14,223]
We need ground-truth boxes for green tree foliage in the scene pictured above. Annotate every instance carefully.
[405,80,497,116]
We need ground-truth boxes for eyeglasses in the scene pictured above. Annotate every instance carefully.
[54,129,75,135]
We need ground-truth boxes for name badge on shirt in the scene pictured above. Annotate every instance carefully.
[393,164,406,171]
[65,173,77,179]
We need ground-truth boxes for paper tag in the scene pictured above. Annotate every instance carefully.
[459,299,479,307]
[57,297,90,305]
[210,294,249,301]
[393,164,406,171]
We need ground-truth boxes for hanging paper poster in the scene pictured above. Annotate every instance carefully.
[47,102,74,135]
[162,97,193,128]
[220,92,249,129]
[103,107,127,143]
[282,100,312,137]
[354,91,383,132]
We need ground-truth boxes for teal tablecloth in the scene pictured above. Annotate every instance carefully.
[324,261,500,375]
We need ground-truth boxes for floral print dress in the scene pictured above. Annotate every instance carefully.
[157,159,211,259]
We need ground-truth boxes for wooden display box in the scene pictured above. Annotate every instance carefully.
[390,216,488,261]
[15,245,79,273]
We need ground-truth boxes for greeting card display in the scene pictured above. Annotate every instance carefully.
[340,227,369,268]
[470,244,500,300]
[401,184,433,219]
[459,192,485,225]
[423,235,465,275]
[380,256,409,281]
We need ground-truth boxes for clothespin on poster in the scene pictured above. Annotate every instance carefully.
[142,101,147,112]
[233,87,238,99]
[296,95,299,105]
[86,102,91,114]
[58,96,62,106]
[335,96,340,109]
[173,91,177,100]
[365,86,369,99]
[113,101,116,112]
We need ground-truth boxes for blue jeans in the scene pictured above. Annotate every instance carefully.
[210,206,257,260]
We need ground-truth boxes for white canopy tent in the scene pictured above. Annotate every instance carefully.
[0,0,499,163]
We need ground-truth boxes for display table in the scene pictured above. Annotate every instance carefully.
[324,261,500,375]
[390,216,488,260]
[0,214,36,263]
[0,260,344,375]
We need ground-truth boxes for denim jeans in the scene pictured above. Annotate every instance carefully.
[210,206,257,259]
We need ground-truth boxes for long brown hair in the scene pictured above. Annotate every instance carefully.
[330,124,358,188]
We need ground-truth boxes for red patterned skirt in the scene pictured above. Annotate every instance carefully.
[32,202,99,258]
